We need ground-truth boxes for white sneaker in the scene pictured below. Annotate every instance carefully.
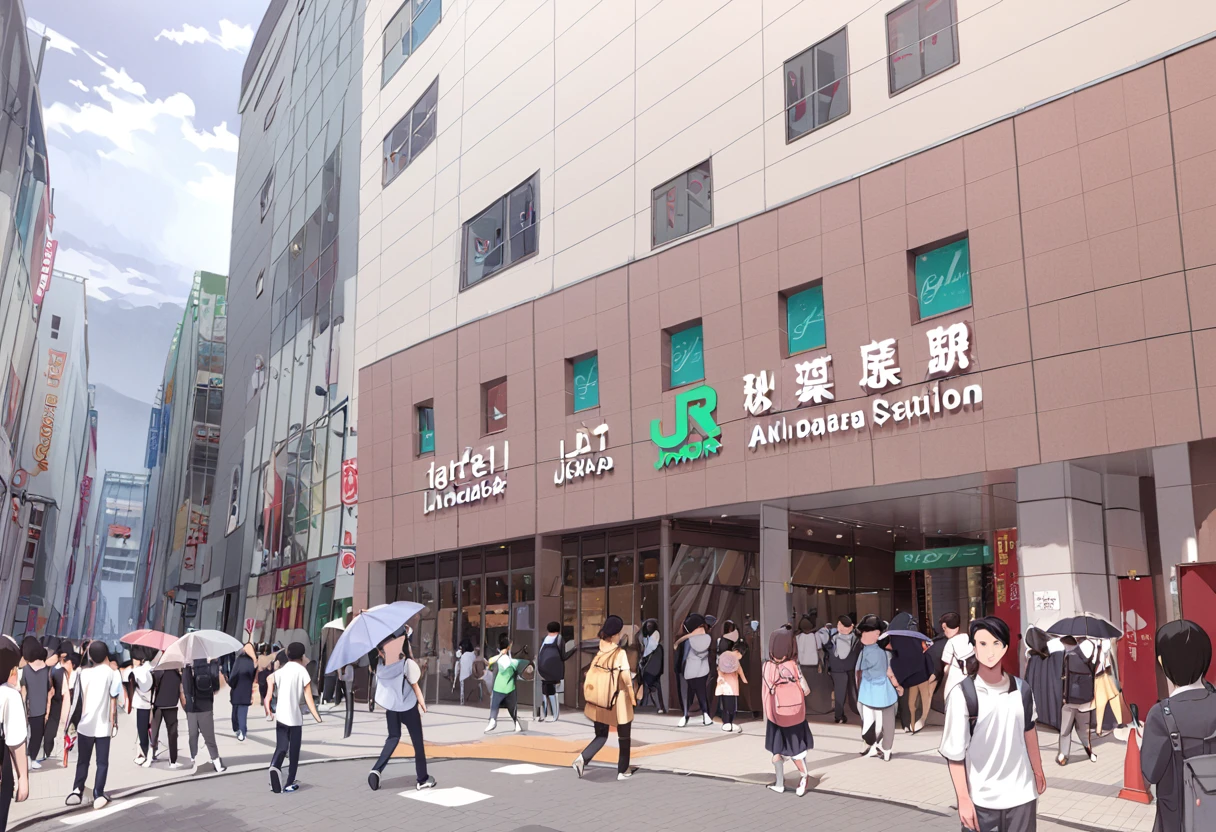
[169,762,183,769]
[141,757,152,769]
[484,718,497,734]
[134,755,145,765]
[702,714,713,726]
[617,769,633,780]
[676,716,689,728]
[767,784,785,794]
[796,775,809,797]
[880,748,892,762]
[865,744,879,758]
[513,721,523,733]
[721,722,732,732]
[214,757,226,773]
[733,724,742,733]
[29,760,41,770]
[572,755,585,778]
[93,795,109,810]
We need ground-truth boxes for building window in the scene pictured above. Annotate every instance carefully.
[417,405,435,455]
[571,354,599,413]
[785,29,849,142]
[914,237,971,319]
[785,284,826,355]
[226,464,243,535]
[483,379,507,435]
[668,323,704,388]
[255,269,265,298]
[652,160,712,247]
[461,173,538,290]
[887,0,959,95]
[2,364,20,436]
[382,77,438,187]
[260,171,274,221]
[382,0,442,86]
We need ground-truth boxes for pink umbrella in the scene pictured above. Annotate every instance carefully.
[120,630,178,652]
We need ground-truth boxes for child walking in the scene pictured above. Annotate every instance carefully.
[761,625,813,796]
[715,628,747,732]
[484,634,527,733]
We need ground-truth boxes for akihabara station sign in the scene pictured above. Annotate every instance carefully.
[745,322,982,450]
[423,442,509,514]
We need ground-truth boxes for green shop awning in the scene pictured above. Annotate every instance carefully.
[895,544,992,572]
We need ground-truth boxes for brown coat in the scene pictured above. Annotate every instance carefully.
[583,641,635,727]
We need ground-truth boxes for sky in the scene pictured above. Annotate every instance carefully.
[27,0,271,306]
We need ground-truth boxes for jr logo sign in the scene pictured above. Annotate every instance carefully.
[649,384,722,470]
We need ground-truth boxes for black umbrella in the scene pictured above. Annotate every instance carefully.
[1045,613,1121,639]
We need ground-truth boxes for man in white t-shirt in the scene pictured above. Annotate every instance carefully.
[939,611,975,704]
[125,647,154,766]
[940,616,1047,832]
[264,642,320,794]
[66,642,121,810]
[0,635,31,831]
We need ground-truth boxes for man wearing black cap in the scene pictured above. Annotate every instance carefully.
[265,642,321,793]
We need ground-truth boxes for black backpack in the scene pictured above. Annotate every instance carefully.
[1062,646,1096,706]
[1160,696,1216,832]
[961,674,1035,736]
[193,660,217,694]
[537,638,564,683]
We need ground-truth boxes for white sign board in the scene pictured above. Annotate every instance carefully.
[554,424,613,486]
[423,442,509,514]
[1033,590,1060,611]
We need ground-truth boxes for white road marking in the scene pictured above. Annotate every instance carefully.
[491,763,555,775]
[400,786,491,807]
[61,797,157,825]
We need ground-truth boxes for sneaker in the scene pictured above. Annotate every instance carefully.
[483,719,497,734]
[65,790,83,806]
[880,748,892,762]
[214,757,226,773]
[572,755,585,779]
[796,775,809,796]
[93,795,109,810]
[416,776,437,791]
[656,708,665,714]
[367,770,380,791]
[1086,748,1098,763]
[284,782,300,793]
[134,754,146,765]
[676,716,689,728]
[270,766,283,794]
[237,732,246,742]
[767,784,785,794]
[169,762,184,769]
[721,723,732,732]
[1055,754,1067,767]
[702,714,713,727]
[141,757,152,769]
[513,721,523,733]
[863,744,878,758]
[732,724,742,733]
[29,759,41,770]
[617,769,634,781]
[536,715,546,723]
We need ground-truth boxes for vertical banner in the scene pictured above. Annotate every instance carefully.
[993,528,1020,675]
[1117,577,1160,717]
[1179,563,1216,686]
[33,239,56,306]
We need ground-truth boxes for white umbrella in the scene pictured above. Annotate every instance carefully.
[156,629,244,670]
[322,618,345,632]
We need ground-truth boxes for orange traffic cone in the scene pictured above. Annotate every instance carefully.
[1118,725,1153,804]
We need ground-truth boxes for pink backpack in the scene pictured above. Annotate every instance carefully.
[763,660,806,726]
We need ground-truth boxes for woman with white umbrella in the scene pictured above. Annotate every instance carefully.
[367,629,434,792]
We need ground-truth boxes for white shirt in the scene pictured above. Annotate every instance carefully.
[0,685,28,748]
[941,633,975,701]
[683,633,712,679]
[271,661,311,727]
[940,673,1038,811]
[458,650,475,681]
[126,665,154,710]
[76,665,121,738]
[642,632,660,659]
[796,631,826,666]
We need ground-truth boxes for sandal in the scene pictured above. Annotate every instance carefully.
[65,790,83,806]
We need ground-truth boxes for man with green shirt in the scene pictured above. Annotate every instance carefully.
[484,634,527,733]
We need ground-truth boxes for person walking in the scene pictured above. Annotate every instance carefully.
[127,647,154,766]
[183,657,225,772]
[484,634,526,733]
[455,638,477,705]
[674,614,713,728]
[795,615,829,716]
[227,643,256,741]
[367,632,435,792]
[1057,635,1098,766]
[818,615,860,724]
[940,612,974,704]
[149,663,183,768]
[635,619,664,713]
[1141,619,1216,832]
[887,625,936,734]
[761,625,812,796]
[572,615,635,780]
[940,616,1046,832]
[18,638,50,770]
[537,622,564,723]
[0,635,30,831]
[856,615,901,761]
[265,642,321,793]
[41,640,64,763]
[715,630,746,732]
[65,642,121,809]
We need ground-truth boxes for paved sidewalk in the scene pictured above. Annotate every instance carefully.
[14,690,1155,831]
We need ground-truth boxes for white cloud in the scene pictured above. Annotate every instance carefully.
[68,79,88,92]
[99,65,146,97]
[181,121,238,154]
[156,19,253,53]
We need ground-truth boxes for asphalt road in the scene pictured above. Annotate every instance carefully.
[19,757,963,832]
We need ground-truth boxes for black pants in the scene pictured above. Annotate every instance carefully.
[683,676,709,718]
[830,671,859,721]
[581,721,631,774]
[271,723,302,786]
[26,715,44,761]
[136,709,151,756]
[151,707,179,763]
[373,707,428,784]
[639,677,665,711]
[489,690,518,722]
[73,735,110,798]
[718,694,738,724]
[43,697,62,757]
[231,703,248,735]
[0,745,13,831]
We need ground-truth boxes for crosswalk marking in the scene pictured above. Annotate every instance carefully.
[61,797,157,825]
[491,764,555,775]
[401,786,491,807]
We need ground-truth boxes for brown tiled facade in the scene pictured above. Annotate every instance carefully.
[356,42,1216,597]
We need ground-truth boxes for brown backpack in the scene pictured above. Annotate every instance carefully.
[583,647,623,710]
